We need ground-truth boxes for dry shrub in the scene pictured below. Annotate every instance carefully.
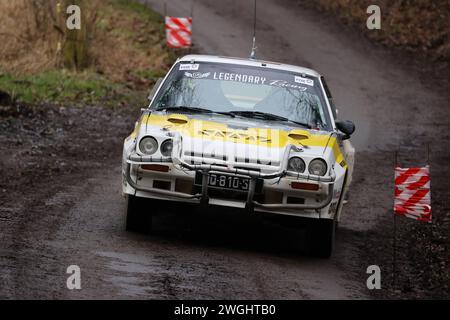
[90,2,170,86]
[0,0,170,87]
[0,0,59,74]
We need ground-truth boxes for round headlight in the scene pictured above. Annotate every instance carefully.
[287,157,306,173]
[308,158,327,176]
[161,139,173,157]
[139,136,158,155]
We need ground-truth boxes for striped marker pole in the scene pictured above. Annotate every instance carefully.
[392,148,432,287]
[165,16,192,48]
[393,151,398,287]
[394,166,431,223]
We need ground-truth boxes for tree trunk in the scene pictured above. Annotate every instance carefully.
[61,0,95,71]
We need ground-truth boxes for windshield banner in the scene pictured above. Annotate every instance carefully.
[179,63,315,92]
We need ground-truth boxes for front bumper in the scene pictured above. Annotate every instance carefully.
[124,142,336,215]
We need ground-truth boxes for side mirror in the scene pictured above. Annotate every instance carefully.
[148,78,163,102]
[336,120,355,140]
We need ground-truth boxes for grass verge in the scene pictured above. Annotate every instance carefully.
[0,71,137,107]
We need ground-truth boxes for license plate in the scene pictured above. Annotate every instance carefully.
[195,172,261,192]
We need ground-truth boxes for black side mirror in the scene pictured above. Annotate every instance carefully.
[336,120,355,139]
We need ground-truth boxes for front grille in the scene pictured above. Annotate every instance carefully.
[234,166,261,173]
[184,151,228,162]
[234,157,280,166]
[182,152,280,168]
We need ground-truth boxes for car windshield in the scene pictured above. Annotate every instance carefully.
[151,62,331,130]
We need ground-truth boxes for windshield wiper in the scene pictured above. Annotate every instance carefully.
[156,106,211,113]
[282,119,313,129]
[155,106,235,117]
[228,111,312,129]
[228,111,286,121]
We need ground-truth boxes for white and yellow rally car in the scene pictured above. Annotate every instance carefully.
[122,55,355,257]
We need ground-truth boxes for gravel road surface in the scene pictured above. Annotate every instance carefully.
[1,0,448,299]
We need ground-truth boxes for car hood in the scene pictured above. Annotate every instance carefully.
[136,112,344,168]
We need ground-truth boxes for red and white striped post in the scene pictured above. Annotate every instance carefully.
[394,165,431,222]
[163,0,195,49]
[165,16,193,48]
[392,148,432,286]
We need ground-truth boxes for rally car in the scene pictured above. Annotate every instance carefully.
[122,55,355,257]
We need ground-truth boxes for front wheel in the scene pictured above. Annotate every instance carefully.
[125,195,152,233]
[307,218,336,258]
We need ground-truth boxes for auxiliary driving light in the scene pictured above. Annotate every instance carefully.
[287,157,306,173]
[308,158,327,176]
[161,139,173,157]
[139,136,158,155]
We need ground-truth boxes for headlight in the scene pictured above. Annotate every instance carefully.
[287,157,306,173]
[308,158,327,176]
[139,136,158,155]
[161,139,173,157]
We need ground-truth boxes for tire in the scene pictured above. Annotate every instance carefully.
[307,218,336,258]
[125,195,153,233]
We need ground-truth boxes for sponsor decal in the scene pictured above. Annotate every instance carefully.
[179,63,199,71]
[212,72,267,85]
[185,72,211,79]
[294,76,314,86]
[268,80,308,91]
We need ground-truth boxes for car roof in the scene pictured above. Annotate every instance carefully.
[178,54,322,78]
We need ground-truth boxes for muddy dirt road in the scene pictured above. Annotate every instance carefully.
[1,0,449,299]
